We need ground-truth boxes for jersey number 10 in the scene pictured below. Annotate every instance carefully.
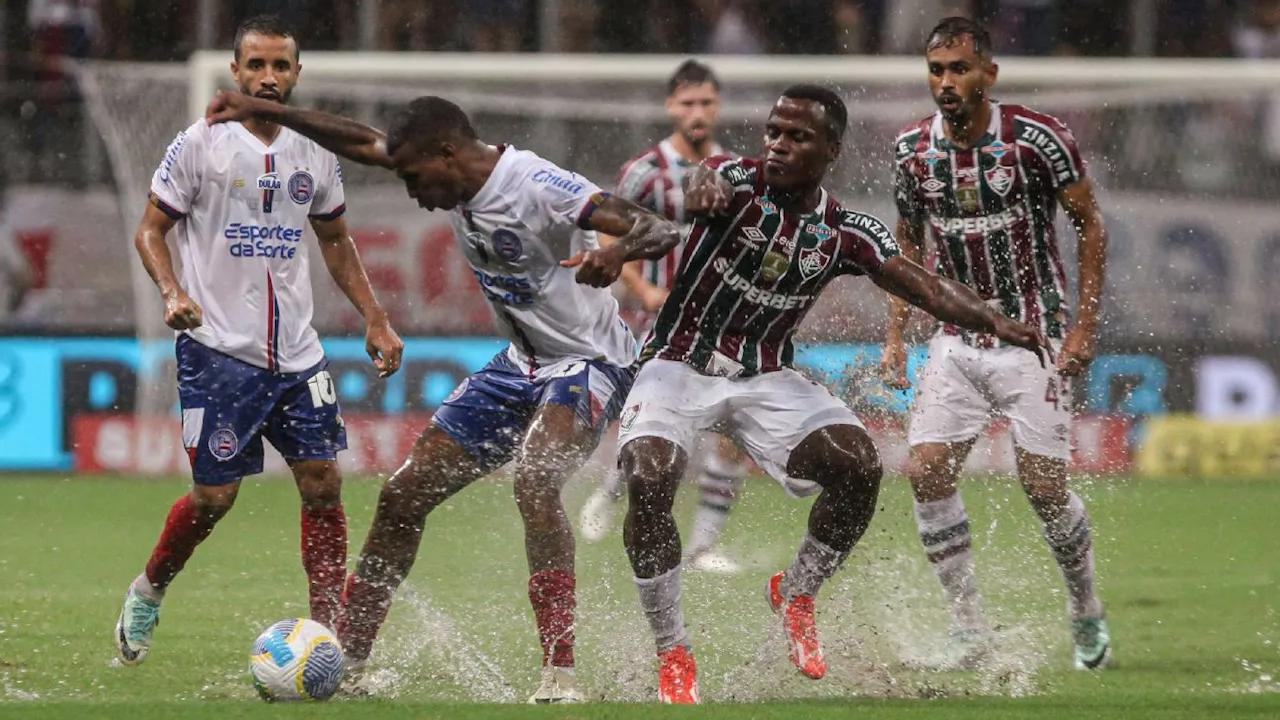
[307,371,338,408]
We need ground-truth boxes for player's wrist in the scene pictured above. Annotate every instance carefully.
[362,306,389,325]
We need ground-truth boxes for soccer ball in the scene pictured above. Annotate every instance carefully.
[248,618,345,702]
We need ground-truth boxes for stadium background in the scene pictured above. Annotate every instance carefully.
[3,1,1278,478]
[0,1,1278,715]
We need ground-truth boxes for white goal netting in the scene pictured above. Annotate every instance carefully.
[75,53,1280,421]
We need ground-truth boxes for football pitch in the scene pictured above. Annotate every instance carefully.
[0,471,1277,719]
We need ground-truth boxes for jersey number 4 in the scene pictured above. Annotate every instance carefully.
[307,370,338,408]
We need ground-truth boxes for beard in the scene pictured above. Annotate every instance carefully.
[242,85,290,104]
[681,124,712,149]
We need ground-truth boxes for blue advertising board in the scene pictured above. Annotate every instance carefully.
[0,336,1167,470]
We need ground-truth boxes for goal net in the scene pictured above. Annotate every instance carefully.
[75,53,1280,424]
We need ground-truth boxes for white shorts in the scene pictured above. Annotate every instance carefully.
[617,359,864,497]
[907,335,1072,460]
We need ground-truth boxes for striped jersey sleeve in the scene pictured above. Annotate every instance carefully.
[1012,107,1086,190]
[615,151,660,208]
[836,209,901,276]
[892,123,926,223]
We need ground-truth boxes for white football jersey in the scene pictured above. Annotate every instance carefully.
[453,146,635,376]
[149,119,346,372]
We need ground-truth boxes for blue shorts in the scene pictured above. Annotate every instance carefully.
[177,335,347,485]
[432,350,635,473]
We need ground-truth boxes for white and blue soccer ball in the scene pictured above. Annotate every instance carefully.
[249,618,345,702]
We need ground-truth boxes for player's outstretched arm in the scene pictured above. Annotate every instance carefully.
[1058,177,1108,378]
[562,196,681,288]
[206,91,394,169]
[311,216,404,377]
[599,233,669,311]
[880,217,924,389]
[870,255,1051,366]
[135,199,203,330]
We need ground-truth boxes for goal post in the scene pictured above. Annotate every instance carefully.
[72,52,1280,424]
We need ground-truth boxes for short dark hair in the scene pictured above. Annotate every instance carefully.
[233,14,298,62]
[926,16,993,58]
[667,59,720,95]
[779,84,847,142]
[386,96,479,156]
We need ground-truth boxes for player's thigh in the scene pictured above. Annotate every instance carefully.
[990,344,1072,462]
[907,335,992,448]
[176,335,270,486]
[430,351,539,475]
[616,359,728,461]
[530,356,636,462]
[262,360,347,466]
[727,368,864,498]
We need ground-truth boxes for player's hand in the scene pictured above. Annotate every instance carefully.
[1058,322,1097,378]
[562,246,626,288]
[684,177,734,216]
[163,289,203,330]
[639,284,670,313]
[993,316,1054,369]
[205,90,263,125]
[879,337,911,390]
[365,313,404,378]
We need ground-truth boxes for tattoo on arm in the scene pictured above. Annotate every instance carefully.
[588,196,682,261]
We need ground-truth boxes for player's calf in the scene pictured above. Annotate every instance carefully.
[294,459,348,631]
[338,428,486,662]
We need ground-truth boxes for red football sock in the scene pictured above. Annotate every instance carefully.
[529,569,576,668]
[337,571,396,662]
[144,494,217,589]
[301,504,348,631]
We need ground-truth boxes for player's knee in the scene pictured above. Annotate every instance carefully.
[907,444,963,501]
[190,485,238,519]
[512,468,564,521]
[619,437,684,503]
[295,461,342,511]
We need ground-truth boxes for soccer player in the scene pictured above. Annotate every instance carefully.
[205,92,683,702]
[578,59,750,574]
[114,15,404,666]
[568,85,1051,703]
[881,17,1112,671]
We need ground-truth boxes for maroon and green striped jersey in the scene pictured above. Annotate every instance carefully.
[894,102,1086,345]
[615,139,726,292]
[642,155,901,376]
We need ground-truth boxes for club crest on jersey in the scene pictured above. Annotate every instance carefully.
[491,229,523,261]
[445,378,470,403]
[208,428,239,461]
[288,171,315,204]
[985,165,1014,196]
[620,403,640,431]
[761,250,789,283]
[797,244,831,280]
[981,140,1011,158]
[256,172,282,191]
